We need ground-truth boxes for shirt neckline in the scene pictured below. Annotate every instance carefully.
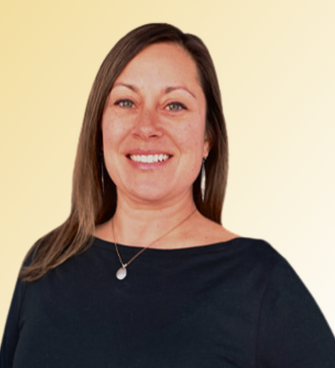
[92,235,256,256]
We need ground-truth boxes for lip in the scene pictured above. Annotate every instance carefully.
[126,149,173,156]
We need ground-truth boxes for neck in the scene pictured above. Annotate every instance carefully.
[111,192,198,248]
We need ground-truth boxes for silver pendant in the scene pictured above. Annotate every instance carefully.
[116,266,127,280]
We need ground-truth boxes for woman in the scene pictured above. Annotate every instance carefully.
[1,23,334,368]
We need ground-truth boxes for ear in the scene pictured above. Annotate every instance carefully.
[203,131,212,158]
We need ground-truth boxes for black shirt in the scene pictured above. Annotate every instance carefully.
[1,237,335,367]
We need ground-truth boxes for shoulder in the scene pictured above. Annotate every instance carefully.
[186,213,281,260]
[256,248,335,367]
[178,213,239,247]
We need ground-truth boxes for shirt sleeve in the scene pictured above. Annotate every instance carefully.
[0,278,27,368]
[256,259,335,368]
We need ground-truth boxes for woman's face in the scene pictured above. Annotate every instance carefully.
[102,42,209,205]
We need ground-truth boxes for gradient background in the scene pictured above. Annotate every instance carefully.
[1,0,334,337]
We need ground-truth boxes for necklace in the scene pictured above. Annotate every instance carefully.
[111,208,197,280]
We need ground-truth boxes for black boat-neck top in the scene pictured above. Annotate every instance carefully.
[1,237,335,367]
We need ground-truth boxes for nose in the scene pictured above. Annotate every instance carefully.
[132,107,163,140]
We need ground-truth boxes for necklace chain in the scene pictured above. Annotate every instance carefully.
[111,208,197,279]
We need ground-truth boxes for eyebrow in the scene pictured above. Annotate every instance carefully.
[164,86,196,99]
[112,83,196,99]
[113,83,139,92]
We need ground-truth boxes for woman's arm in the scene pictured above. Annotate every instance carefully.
[0,278,27,368]
[256,259,335,367]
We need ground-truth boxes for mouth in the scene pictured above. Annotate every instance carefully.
[127,153,172,163]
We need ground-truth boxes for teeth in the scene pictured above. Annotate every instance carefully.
[129,154,170,163]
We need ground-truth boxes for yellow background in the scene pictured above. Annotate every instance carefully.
[1,0,334,336]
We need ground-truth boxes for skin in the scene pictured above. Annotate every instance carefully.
[95,43,237,248]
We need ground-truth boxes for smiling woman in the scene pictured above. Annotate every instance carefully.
[1,23,335,368]
[101,43,209,207]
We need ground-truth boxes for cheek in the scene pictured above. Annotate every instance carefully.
[102,116,129,150]
[176,119,207,154]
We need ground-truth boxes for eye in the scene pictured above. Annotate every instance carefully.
[115,99,135,109]
[166,102,187,112]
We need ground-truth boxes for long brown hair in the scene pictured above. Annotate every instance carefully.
[20,23,228,281]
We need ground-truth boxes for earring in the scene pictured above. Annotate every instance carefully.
[201,157,206,202]
[101,160,105,196]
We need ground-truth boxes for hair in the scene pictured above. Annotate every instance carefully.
[20,23,228,281]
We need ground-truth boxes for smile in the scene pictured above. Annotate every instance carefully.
[129,154,171,163]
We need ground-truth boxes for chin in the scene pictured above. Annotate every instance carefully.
[122,183,171,202]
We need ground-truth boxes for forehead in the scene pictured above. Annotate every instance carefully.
[113,43,201,88]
